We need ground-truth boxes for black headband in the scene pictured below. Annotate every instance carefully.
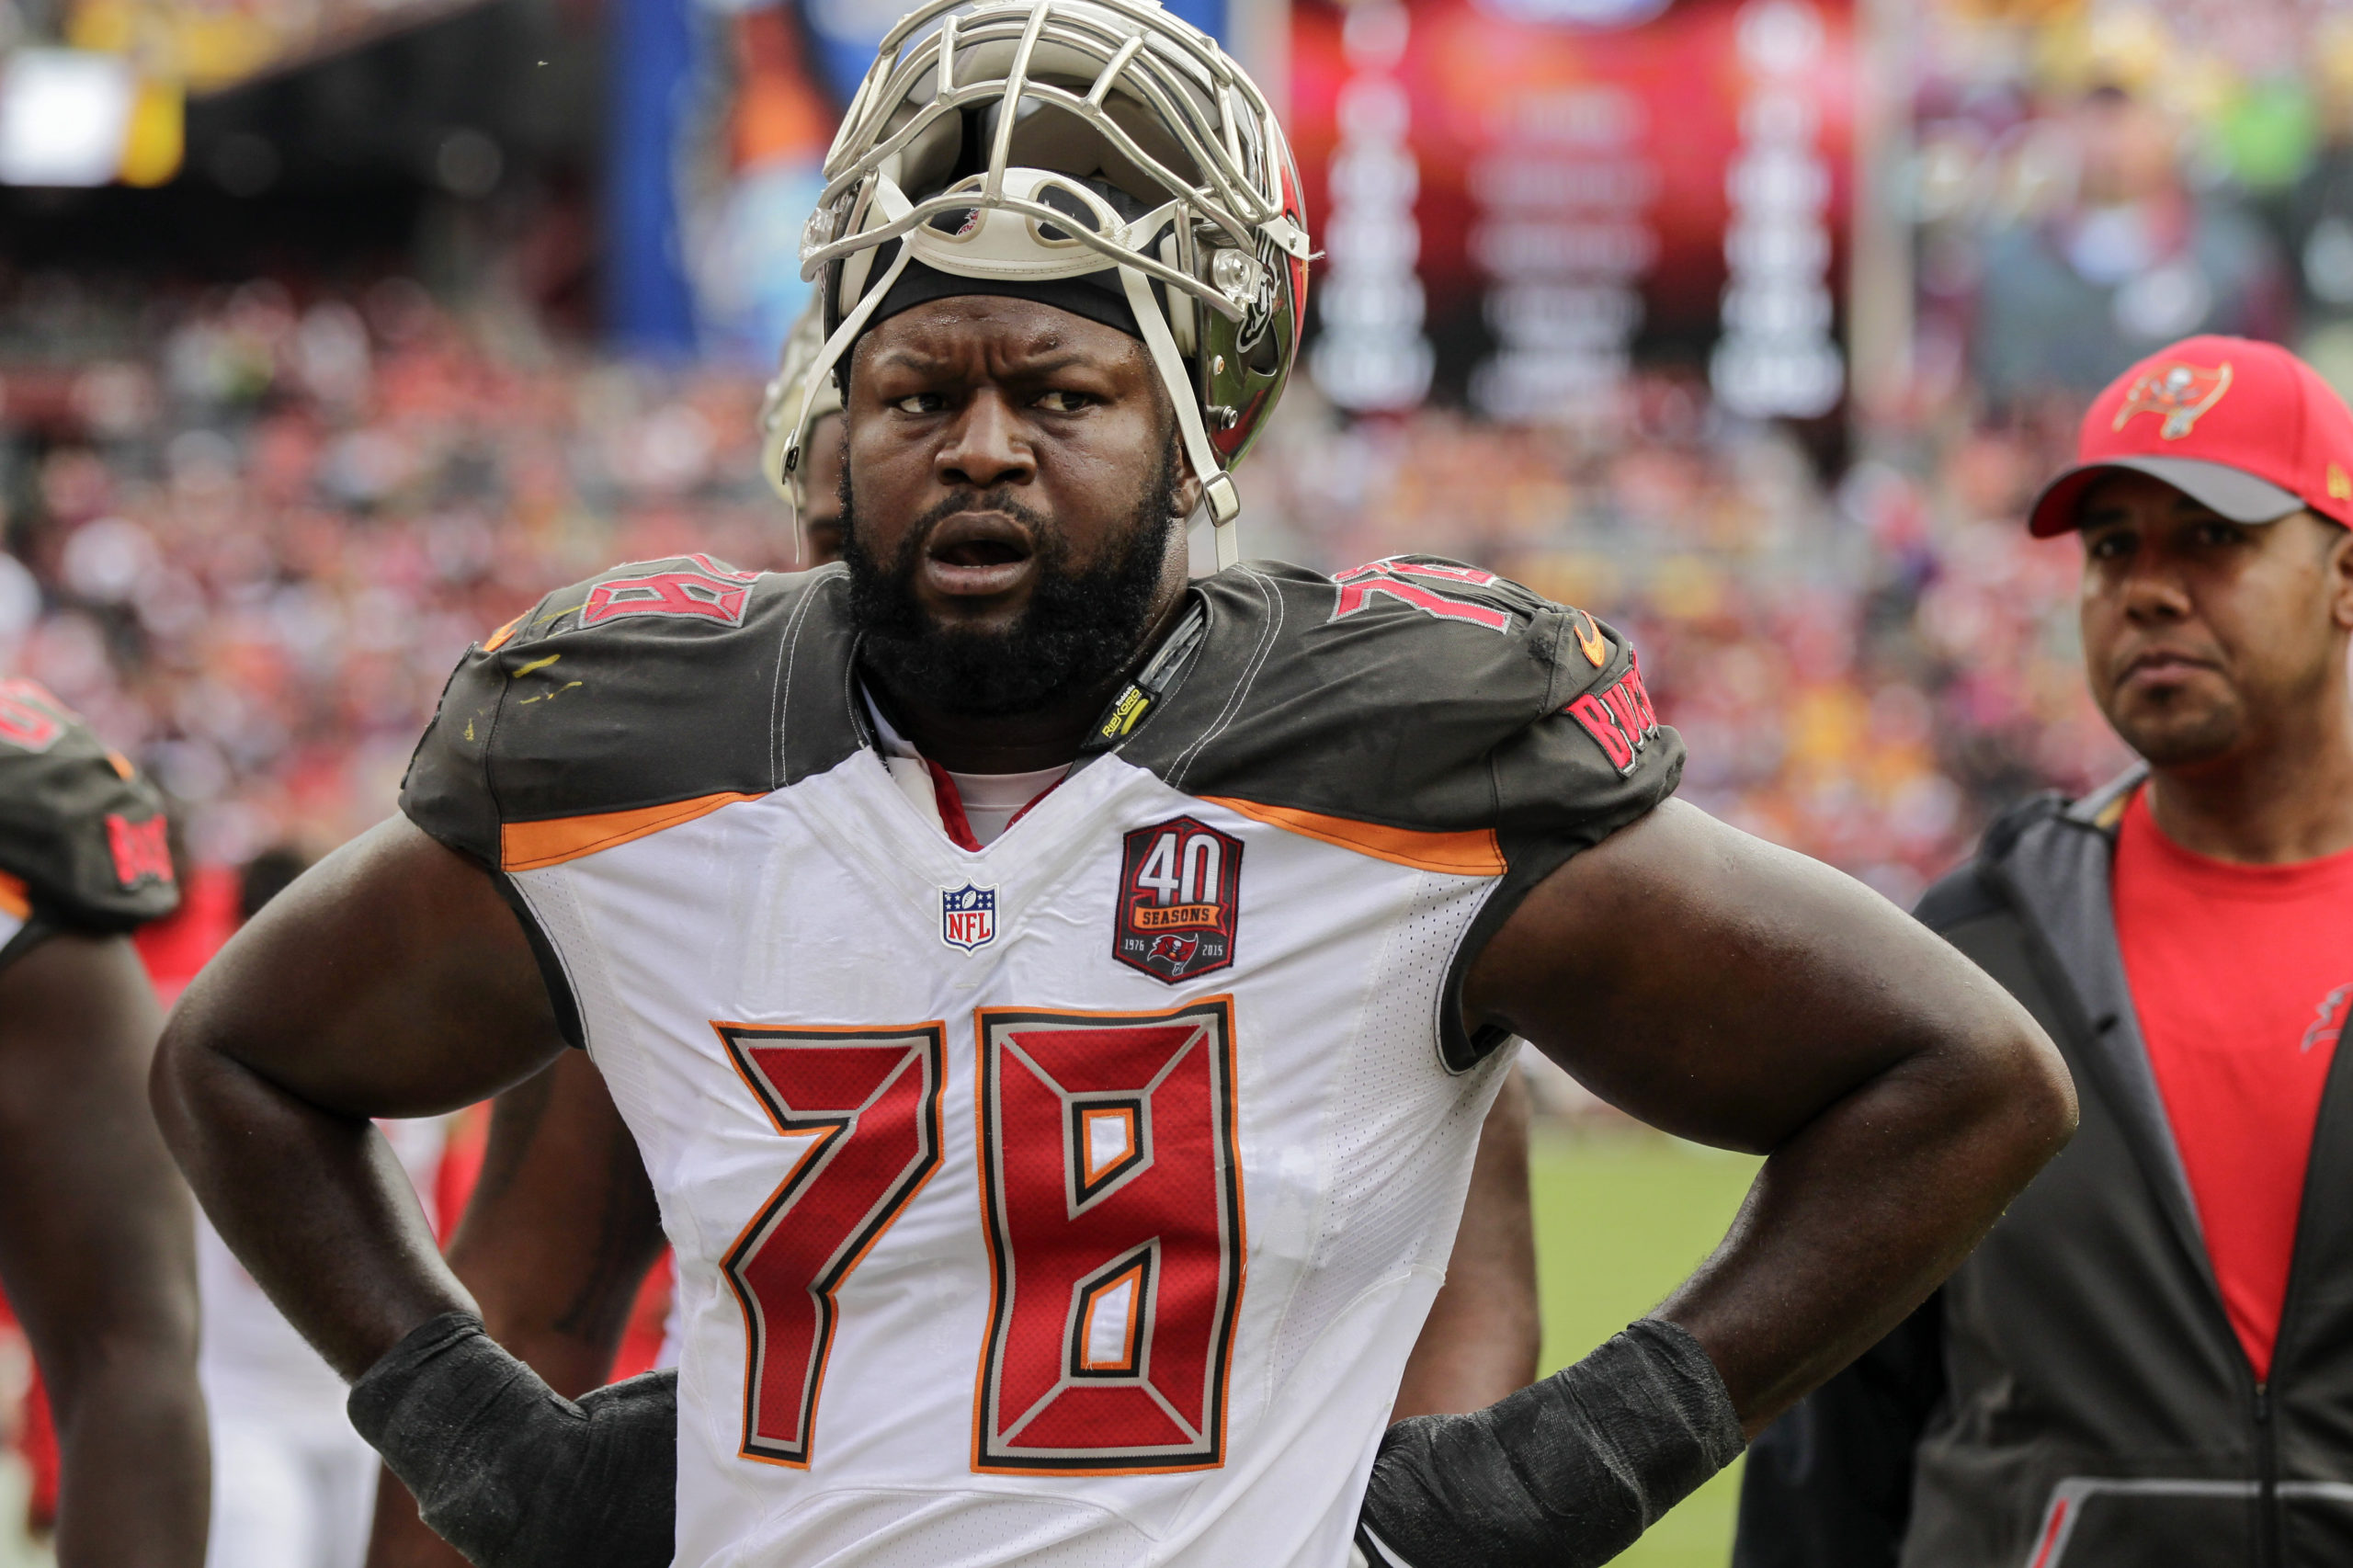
[861,255,1142,345]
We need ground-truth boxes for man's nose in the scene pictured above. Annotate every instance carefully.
[2117,551,2193,623]
[938,392,1036,491]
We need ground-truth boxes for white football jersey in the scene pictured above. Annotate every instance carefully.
[404,554,1680,1568]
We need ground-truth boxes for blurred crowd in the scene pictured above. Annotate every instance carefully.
[0,270,2131,916]
[0,276,791,868]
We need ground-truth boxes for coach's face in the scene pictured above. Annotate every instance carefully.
[2077,471,2353,767]
[844,296,1196,637]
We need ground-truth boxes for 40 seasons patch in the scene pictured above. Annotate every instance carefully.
[1115,817,1242,983]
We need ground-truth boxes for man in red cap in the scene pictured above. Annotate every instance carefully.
[1734,334,2353,1565]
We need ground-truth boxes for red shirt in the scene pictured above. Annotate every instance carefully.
[2113,790,2353,1380]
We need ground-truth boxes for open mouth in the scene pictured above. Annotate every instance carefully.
[921,511,1037,596]
[931,536,1029,568]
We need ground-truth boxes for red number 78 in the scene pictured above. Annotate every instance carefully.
[712,996,1245,1474]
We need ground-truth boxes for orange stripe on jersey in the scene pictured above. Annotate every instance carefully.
[0,871,28,921]
[501,791,765,871]
[1199,798,1506,876]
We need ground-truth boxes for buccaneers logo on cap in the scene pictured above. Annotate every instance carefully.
[2113,361,2234,440]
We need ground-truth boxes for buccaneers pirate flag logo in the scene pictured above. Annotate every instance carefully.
[1114,817,1242,983]
[2113,360,2234,440]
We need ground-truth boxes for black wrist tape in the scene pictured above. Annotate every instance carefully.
[1355,1317,1745,1568]
[347,1311,676,1568]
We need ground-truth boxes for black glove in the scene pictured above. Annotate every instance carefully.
[347,1311,676,1568]
[1354,1317,1745,1568]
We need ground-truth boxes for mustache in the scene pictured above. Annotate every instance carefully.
[896,486,1055,557]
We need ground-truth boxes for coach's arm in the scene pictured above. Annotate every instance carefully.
[1352,801,2072,1568]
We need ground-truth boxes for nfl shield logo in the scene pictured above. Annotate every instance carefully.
[940,884,997,951]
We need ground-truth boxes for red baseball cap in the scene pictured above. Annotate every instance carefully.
[2026,335,2353,537]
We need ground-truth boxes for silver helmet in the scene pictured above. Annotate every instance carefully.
[757,295,844,520]
[779,0,1311,568]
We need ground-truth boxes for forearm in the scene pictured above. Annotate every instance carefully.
[47,1340,208,1567]
[1656,1040,2061,1434]
[368,1056,665,1568]
[153,1039,472,1380]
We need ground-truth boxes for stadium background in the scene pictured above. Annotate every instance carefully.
[0,0,2345,1559]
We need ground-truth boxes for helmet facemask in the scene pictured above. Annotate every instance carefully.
[780,0,1311,570]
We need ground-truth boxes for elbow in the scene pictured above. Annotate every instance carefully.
[1964,1011,2078,1191]
[146,1014,203,1165]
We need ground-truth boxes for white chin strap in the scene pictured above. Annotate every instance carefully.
[1119,263,1241,569]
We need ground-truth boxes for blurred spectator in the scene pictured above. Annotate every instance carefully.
[1972,85,2288,404]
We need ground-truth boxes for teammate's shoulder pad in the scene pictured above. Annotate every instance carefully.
[401,556,861,869]
[0,678,176,945]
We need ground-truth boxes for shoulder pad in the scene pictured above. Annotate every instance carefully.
[401,557,864,870]
[0,679,177,957]
[1125,558,1680,1073]
[1129,557,1681,863]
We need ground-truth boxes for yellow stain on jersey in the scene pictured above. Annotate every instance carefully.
[513,653,563,677]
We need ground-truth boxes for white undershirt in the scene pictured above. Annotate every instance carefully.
[866,692,1070,846]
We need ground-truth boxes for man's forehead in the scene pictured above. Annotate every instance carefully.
[858,296,1139,372]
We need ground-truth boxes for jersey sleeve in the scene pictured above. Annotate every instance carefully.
[0,679,178,971]
[400,555,863,870]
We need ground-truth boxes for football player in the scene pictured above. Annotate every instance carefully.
[362,295,1540,1568]
[0,678,206,1564]
[153,5,2076,1566]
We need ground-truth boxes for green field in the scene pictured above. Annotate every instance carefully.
[1529,1131,1766,1568]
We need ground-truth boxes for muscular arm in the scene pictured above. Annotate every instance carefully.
[1392,1073,1540,1419]
[1465,801,2074,1435]
[151,817,571,1380]
[0,933,206,1567]
[367,1051,668,1568]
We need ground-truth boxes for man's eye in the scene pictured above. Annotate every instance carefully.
[2086,532,2131,560]
[892,392,947,415]
[2194,521,2246,547]
[1035,390,1095,413]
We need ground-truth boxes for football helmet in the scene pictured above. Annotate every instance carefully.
[779,0,1311,568]
[757,296,843,529]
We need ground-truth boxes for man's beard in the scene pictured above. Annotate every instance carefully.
[842,441,1186,718]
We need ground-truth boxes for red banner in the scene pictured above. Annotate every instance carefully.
[1294,0,1853,419]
